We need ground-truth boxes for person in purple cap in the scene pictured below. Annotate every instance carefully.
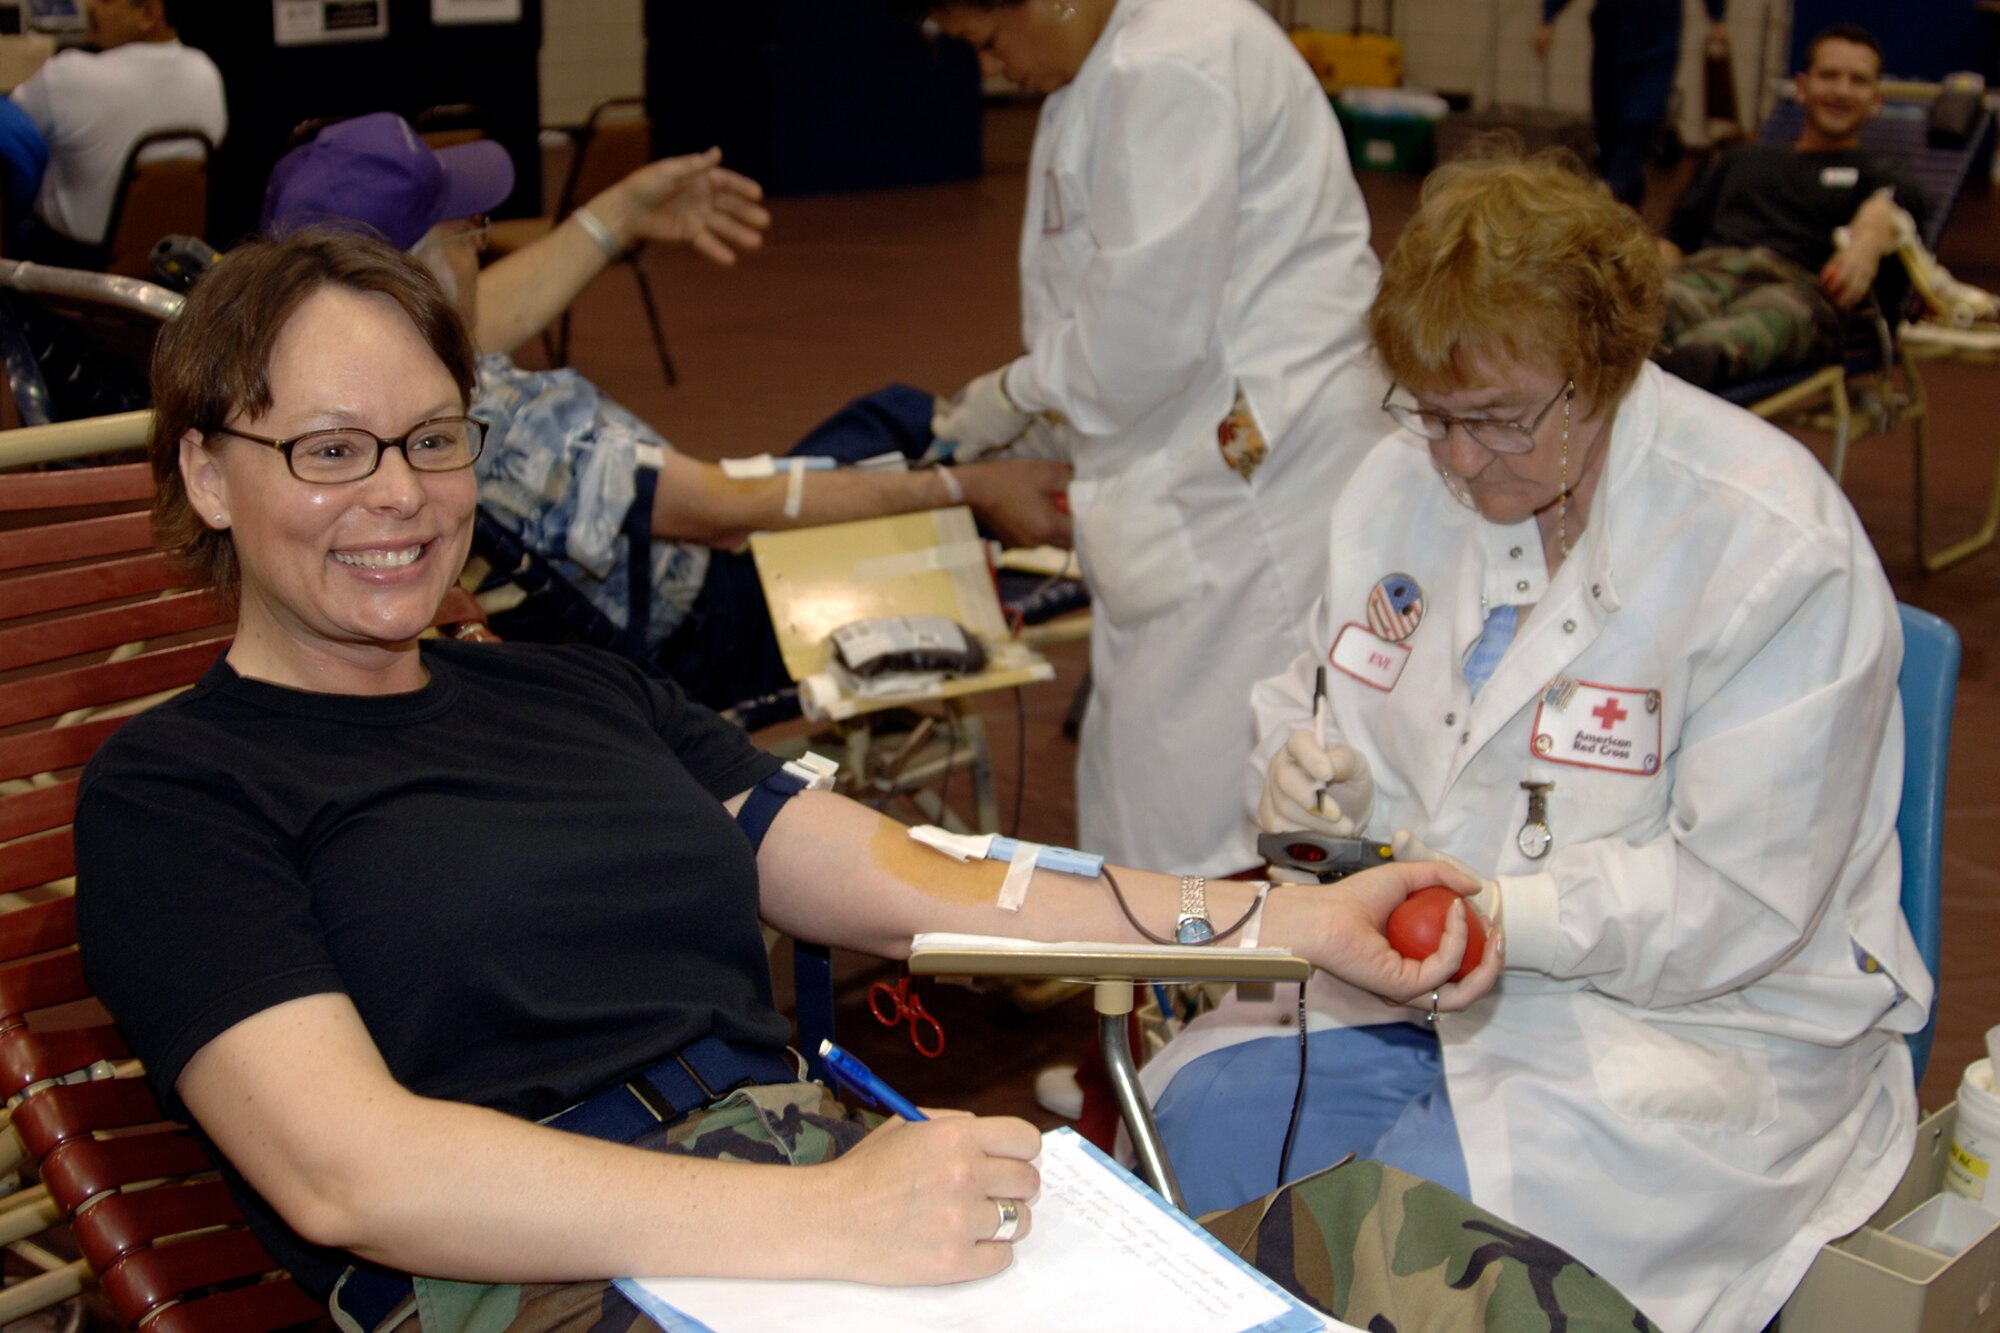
[262,114,1074,711]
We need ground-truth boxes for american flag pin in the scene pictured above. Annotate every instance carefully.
[1366,573,1424,643]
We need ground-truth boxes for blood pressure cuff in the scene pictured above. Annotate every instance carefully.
[829,615,986,678]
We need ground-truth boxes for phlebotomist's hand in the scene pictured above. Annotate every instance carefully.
[933,364,1034,461]
[1257,728,1374,837]
[811,1110,1041,1284]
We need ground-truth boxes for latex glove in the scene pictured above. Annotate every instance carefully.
[932,365,1033,461]
[1256,728,1374,837]
[1391,829,1502,933]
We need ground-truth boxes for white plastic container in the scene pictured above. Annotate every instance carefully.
[1942,1057,2000,1213]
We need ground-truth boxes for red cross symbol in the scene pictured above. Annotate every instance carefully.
[1592,696,1630,730]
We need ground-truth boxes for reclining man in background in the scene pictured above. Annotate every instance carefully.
[1653,23,1925,390]
[262,114,1072,710]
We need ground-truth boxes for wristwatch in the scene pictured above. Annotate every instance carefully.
[1175,875,1215,945]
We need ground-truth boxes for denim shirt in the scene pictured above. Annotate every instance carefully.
[474,354,708,648]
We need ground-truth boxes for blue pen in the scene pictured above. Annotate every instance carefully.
[819,1039,929,1122]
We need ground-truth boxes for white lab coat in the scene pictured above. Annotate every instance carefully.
[1006,0,1384,874]
[1142,365,1930,1332]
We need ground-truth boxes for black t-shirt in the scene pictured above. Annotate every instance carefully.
[1667,141,1928,278]
[74,638,785,1297]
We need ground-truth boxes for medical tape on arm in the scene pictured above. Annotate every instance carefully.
[996,841,1045,913]
[1238,881,1274,949]
[908,826,1104,913]
[782,458,808,520]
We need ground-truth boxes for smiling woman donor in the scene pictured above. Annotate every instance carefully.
[58,230,1679,1333]
[1142,148,1929,1333]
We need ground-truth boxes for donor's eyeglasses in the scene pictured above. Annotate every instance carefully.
[212,416,487,485]
[1381,380,1573,456]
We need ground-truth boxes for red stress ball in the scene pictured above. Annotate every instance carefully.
[1386,886,1487,983]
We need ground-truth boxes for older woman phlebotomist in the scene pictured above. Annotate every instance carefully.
[1144,152,1929,1333]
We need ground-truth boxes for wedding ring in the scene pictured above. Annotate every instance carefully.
[991,1197,1022,1242]
[1425,990,1442,1025]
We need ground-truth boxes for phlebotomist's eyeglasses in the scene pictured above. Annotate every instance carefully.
[1381,379,1574,456]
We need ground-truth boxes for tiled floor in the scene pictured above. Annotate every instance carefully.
[554,105,2000,1122]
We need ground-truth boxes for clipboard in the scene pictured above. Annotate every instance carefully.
[614,1128,1346,1333]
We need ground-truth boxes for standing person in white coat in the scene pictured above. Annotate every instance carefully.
[899,0,1386,878]
[1141,149,1929,1333]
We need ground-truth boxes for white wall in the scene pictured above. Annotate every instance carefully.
[540,0,644,127]
[1258,0,1796,146]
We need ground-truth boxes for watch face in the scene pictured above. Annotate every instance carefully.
[1516,820,1553,860]
[1175,917,1216,945]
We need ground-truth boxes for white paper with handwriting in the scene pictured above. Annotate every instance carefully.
[614,1127,1348,1333]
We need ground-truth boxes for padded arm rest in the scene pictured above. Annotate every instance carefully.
[0,1024,129,1096]
[11,1075,170,1156]
[40,1126,211,1206]
[72,1177,242,1271]
[143,1276,326,1333]
[100,1227,289,1322]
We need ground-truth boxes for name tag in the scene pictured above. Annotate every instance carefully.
[1530,679,1662,776]
[1330,623,1411,693]
[1820,165,1861,189]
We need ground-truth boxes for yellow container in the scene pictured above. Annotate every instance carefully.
[1289,29,1402,94]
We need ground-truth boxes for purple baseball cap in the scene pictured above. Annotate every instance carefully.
[261,112,516,251]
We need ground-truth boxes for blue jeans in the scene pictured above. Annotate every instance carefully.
[1153,1022,1467,1218]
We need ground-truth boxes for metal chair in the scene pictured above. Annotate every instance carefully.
[99,129,213,282]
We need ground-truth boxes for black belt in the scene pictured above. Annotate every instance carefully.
[334,1036,796,1330]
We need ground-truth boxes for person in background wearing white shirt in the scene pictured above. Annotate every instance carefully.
[9,0,225,261]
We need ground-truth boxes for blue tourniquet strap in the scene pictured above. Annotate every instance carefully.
[733,764,836,1084]
[736,764,810,852]
[334,1034,795,1328]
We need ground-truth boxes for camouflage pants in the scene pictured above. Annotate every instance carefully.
[1659,246,1845,389]
[1206,1158,1663,1333]
[368,1084,1658,1333]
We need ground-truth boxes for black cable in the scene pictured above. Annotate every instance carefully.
[1098,865,1266,947]
[1276,983,1308,1191]
[1099,865,1305,1193]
